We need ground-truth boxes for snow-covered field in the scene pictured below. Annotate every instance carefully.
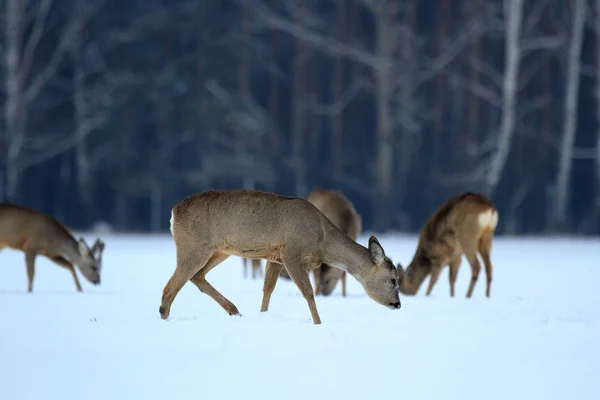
[0,233,598,400]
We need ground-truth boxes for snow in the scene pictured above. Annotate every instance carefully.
[0,233,598,400]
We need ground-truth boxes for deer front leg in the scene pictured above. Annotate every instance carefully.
[283,260,322,325]
[425,266,443,296]
[313,266,322,295]
[341,272,347,297]
[51,257,83,292]
[25,250,37,293]
[448,256,462,297]
[261,261,284,312]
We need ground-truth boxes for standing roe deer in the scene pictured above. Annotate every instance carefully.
[160,189,400,325]
[396,192,498,298]
[242,257,263,279]
[274,188,362,297]
[0,203,105,292]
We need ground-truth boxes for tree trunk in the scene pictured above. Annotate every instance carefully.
[331,0,347,183]
[4,0,26,201]
[72,21,92,209]
[267,0,280,158]
[596,0,600,233]
[290,0,311,197]
[484,0,524,196]
[552,0,585,230]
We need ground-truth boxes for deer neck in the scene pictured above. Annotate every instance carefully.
[322,226,372,280]
[58,236,84,267]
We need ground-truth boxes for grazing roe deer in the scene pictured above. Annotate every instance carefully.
[396,192,498,298]
[275,188,362,297]
[242,257,263,279]
[161,189,400,325]
[0,203,105,292]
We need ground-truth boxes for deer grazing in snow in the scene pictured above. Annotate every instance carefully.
[396,192,498,298]
[275,188,362,297]
[0,203,105,292]
[242,257,263,279]
[161,189,400,325]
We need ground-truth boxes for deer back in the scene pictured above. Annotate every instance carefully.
[170,189,337,263]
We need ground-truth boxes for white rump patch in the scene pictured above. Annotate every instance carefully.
[478,209,499,229]
[169,209,175,236]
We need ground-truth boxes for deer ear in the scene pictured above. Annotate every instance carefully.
[368,236,385,264]
[78,238,90,256]
[93,238,105,255]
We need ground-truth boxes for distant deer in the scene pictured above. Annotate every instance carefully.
[0,203,105,292]
[273,188,362,297]
[396,192,498,298]
[161,189,400,325]
[242,257,263,279]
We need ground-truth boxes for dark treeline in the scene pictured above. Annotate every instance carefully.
[1,0,599,235]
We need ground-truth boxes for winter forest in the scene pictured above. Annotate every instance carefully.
[1,0,599,235]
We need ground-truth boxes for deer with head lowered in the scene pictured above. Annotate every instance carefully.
[161,189,400,325]
[0,203,105,292]
[275,187,362,297]
[396,192,498,298]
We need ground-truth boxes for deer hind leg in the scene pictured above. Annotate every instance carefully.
[478,230,494,298]
[159,249,212,320]
[24,250,37,293]
[51,256,83,292]
[242,258,248,278]
[341,271,347,297]
[425,266,443,296]
[261,261,284,312]
[448,256,462,297]
[462,243,482,298]
[283,255,321,325]
[189,252,239,316]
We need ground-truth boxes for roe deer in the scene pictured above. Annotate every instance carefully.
[161,189,400,325]
[273,188,362,297]
[396,192,498,298]
[0,203,105,292]
[242,257,263,279]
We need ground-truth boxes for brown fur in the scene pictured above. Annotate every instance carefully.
[161,189,400,325]
[242,257,263,279]
[303,188,362,297]
[397,192,498,298]
[0,203,105,292]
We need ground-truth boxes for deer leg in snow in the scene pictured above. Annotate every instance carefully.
[51,256,83,292]
[448,257,462,297]
[261,261,284,312]
[283,257,321,325]
[189,252,239,316]
[425,266,443,296]
[25,250,37,293]
[160,250,211,319]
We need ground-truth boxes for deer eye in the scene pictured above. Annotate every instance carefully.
[391,279,397,286]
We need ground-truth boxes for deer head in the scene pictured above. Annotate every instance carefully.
[76,238,105,285]
[358,236,401,309]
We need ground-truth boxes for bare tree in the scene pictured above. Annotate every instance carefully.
[551,0,585,229]
[483,0,524,195]
[251,0,484,230]
[1,0,99,201]
[446,0,564,197]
